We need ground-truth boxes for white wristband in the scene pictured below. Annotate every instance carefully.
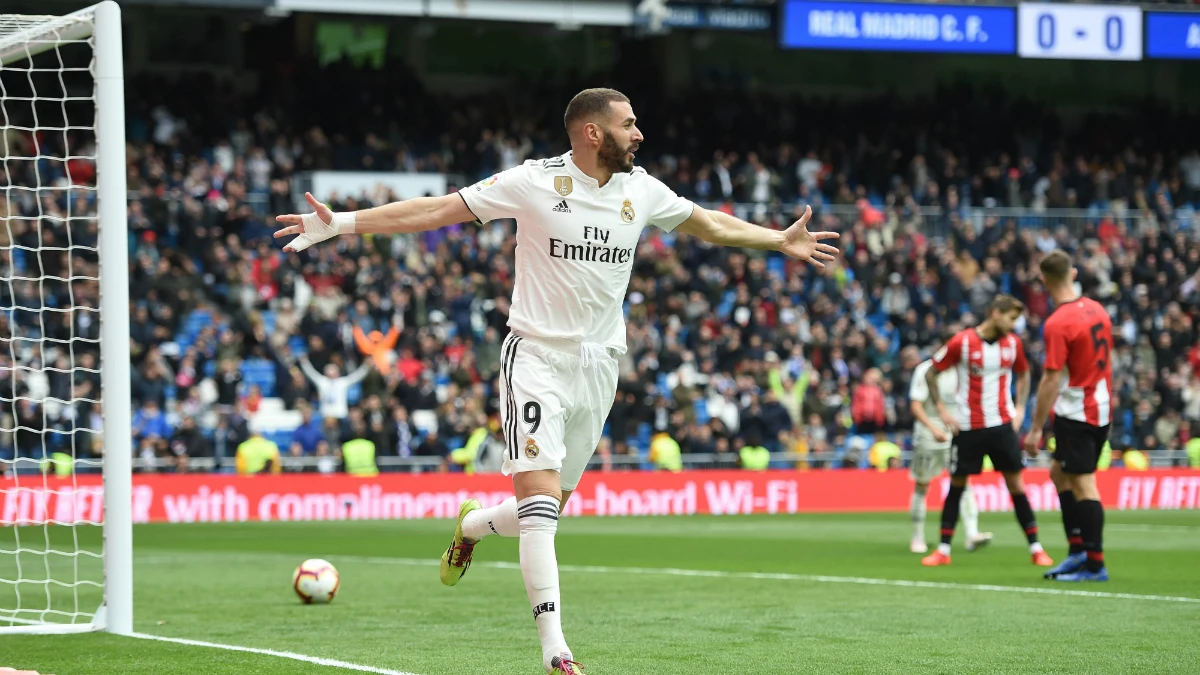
[332,211,357,235]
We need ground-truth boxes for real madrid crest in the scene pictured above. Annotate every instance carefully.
[621,199,635,224]
[525,438,540,459]
[554,176,573,197]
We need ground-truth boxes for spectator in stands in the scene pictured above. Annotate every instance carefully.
[1157,409,1184,448]
[279,366,313,411]
[291,406,324,455]
[321,416,343,451]
[415,429,450,463]
[236,430,281,476]
[215,360,243,413]
[13,400,43,460]
[285,442,307,472]
[132,400,170,446]
[242,384,264,415]
[211,413,250,469]
[313,440,339,475]
[168,417,211,471]
[1188,423,1200,468]
[650,432,683,473]
[299,357,371,421]
[758,390,793,450]
[341,427,379,478]
[8,64,1200,474]
[851,368,887,435]
[738,432,770,471]
[868,432,901,471]
[354,325,400,374]
[387,406,417,458]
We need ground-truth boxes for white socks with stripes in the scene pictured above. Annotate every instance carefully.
[462,494,569,667]
[462,496,519,541]
[518,495,569,669]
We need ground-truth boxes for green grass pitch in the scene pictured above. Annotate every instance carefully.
[3,510,1199,674]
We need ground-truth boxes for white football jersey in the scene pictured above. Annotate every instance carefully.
[909,359,958,448]
[459,152,695,353]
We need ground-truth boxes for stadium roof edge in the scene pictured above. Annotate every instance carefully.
[273,0,636,27]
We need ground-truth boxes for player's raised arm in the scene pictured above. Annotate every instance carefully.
[675,205,840,268]
[274,191,474,253]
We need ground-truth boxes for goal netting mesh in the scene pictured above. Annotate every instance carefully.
[0,8,107,630]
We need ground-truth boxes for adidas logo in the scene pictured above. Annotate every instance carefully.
[551,200,571,213]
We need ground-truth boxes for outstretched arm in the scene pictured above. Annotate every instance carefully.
[381,326,401,350]
[675,205,839,268]
[298,356,326,385]
[343,361,372,385]
[275,192,473,252]
[352,326,373,354]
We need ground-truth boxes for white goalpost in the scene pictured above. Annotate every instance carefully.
[0,1,131,635]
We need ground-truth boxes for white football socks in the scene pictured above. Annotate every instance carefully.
[462,496,520,541]
[518,495,569,669]
[910,485,928,541]
[961,484,980,541]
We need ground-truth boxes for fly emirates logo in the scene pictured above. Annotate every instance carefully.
[548,225,633,265]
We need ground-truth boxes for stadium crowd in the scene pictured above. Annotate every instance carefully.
[2,65,1200,474]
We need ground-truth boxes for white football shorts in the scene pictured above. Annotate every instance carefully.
[498,331,619,491]
[910,440,952,484]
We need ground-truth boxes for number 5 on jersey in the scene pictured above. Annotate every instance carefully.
[1089,322,1110,372]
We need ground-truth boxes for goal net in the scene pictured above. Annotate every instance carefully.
[0,2,131,635]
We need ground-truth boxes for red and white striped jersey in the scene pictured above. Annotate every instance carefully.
[932,329,1029,431]
[1043,297,1113,427]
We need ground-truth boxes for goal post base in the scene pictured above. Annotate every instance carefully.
[0,622,102,636]
[0,603,107,635]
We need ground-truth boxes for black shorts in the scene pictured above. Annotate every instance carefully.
[1052,418,1110,475]
[950,425,1023,477]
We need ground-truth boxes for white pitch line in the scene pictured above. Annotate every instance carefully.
[127,632,423,675]
[357,556,1200,605]
[136,552,1200,605]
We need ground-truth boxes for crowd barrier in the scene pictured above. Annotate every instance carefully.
[3,469,1199,525]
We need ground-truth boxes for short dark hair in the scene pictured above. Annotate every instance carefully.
[563,88,630,131]
[988,294,1026,316]
[1039,250,1072,284]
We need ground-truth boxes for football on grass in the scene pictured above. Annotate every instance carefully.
[293,559,339,604]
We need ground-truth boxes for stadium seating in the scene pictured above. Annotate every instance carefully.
[2,72,1198,473]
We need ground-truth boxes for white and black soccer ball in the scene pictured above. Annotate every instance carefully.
[292,559,340,604]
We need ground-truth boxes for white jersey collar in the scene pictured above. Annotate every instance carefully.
[564,151,623,190]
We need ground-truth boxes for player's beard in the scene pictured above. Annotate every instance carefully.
[598,130,636,174]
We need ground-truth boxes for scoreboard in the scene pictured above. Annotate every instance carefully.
[1017,4,1141,61]
[780,1,1200,60]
